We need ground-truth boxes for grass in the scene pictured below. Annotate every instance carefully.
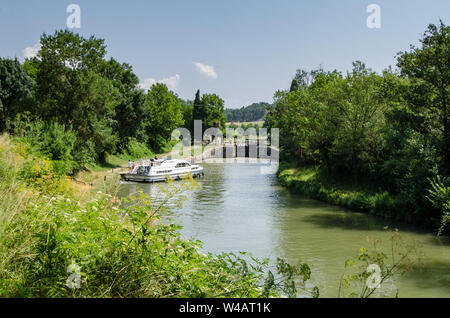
[86,155,125,173]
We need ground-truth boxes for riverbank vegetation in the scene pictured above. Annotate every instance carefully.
[267,21,449,235]
[0,133,319,297]
[0,25,433,297]
[0,133,421,297]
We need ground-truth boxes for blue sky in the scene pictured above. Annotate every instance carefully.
[0,0,449,108]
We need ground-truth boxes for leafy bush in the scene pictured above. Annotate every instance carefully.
[427,176,450,236]
[13,118,77,174]
[0,186,316,298]
[19,158,73,196]
[160,139,179,154]
[122,137,154,160]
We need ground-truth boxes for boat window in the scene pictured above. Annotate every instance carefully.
[176,163,190,168]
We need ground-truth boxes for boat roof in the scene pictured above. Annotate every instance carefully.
[159,159,191,167]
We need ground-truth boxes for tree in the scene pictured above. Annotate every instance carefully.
[35,30,107,122]
[397,21,450,172]
[289,79,299,92]
[180,98,193,133]
[144,83,184,151]
[202,93,226,129]
[292,68,323,90]
[101,58,145,150]
[34,30,120,163]
[114,89,147,149]
[192,89,204,121]
[0,58,34,132]
[224,102,270,122]
[329,62,387,184]
[191,89,204,138]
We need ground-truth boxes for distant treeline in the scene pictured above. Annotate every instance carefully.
[225,102,271,122]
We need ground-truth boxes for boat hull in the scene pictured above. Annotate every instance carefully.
[120,170,204,183]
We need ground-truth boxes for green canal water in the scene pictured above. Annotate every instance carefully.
[118,163,450,298]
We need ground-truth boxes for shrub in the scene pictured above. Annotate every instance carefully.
[13,118,77,174]
[427,176,450,236]
[0,187,315,297]
[123,137,154,159]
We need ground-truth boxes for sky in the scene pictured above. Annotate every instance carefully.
[0,0,449,108]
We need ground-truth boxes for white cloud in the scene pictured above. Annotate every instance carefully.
[138,74,181,91]
[192,62,218,79]
[22,42,41,60]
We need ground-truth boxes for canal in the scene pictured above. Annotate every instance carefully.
[118,162,450,298]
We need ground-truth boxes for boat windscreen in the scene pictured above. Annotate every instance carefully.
[136,166,151,175]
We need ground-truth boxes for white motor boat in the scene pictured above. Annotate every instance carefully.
[120,159,204,183]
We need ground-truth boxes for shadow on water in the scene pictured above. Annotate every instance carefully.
[403,260,450,292]
[301,212,387,231]
[291,198,419,233]
[425,235,450,247]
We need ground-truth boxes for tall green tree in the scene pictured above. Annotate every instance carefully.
[144,83,184,150]
[35,30,107,122]
[180,98,193,133]
[191,89,203,137]
[329,62,387,184]
[397,20,450,172]
[100,58,146,150]
[192,89,204,121]
[0,58,34,132]
[35,30,120,163]
[202,93,226,129]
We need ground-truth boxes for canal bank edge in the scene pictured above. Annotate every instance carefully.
[276,162,441,231]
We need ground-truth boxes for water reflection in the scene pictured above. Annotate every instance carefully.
[117,163,450,297]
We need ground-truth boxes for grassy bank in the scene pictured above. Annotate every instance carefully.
[277,162,439,229]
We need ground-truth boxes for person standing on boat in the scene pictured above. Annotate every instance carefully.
[128,160,132,171]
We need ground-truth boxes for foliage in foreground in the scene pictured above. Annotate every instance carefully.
[339,229,423,298]
[427,176,450,236]
[0,134,316,298]
[0,134,418,298]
